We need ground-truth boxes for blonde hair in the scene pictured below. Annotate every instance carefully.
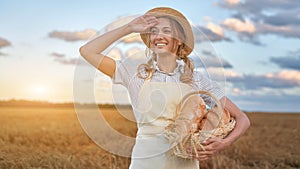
[137,16,194,84]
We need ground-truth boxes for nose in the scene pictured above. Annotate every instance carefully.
[153,32,165,40]
[155,34,163,40]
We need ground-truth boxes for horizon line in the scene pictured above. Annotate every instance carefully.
[1,99,300,114]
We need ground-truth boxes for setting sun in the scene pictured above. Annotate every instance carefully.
[33,85,47,95]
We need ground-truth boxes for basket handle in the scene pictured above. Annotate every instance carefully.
[175,90,224,127]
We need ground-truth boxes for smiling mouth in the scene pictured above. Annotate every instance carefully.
[155,43,167,46]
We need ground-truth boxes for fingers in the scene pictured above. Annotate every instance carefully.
[194,154,211,161]
[130,15,159,33]
[201,138,217,145]
[183,138,227,161]
[143,14,159,26]
[197,150,214,156]
[143,14,157,21]
[186,147,214,161]
[188,153,212,161]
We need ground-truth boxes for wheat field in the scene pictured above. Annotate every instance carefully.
[0,106,299,169]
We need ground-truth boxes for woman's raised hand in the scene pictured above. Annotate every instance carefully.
[127,15,159,33]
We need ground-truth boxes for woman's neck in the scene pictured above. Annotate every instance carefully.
[156,54,177,74]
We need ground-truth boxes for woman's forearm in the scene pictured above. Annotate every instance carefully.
[78,24,133,77]
[79,24,132,63]
[223,112,250,146]
[220,97,250,146]
[79,15,158,77]
[80,24,132,55]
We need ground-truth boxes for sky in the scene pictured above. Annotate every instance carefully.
[1,0,300,112]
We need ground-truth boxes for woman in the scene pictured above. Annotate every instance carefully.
[80,7,250,169]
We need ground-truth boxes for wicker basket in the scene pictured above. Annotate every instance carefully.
[165,90,236,159]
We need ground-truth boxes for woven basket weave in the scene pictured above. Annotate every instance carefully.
[165,90,236,159]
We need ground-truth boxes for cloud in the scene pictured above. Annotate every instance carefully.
[212,65,300,112]
[261,10,300,27]
[105,15,136,32]
[54,58,79,65]
[256,23,300,39]
[272,70,300,85]
[270,52,300,70]
[222,18,256,33]
[0,51,8,57]
[217,0,300,44]
[0,37,11,56]
[50,52,82,65]
[121,34,143,44]
[221,18,267,45]
[50,52,65,58]
[0,37,11,48]
[224,69,239,77]
[218,0,300,14]
[206,22,225,37]
[224,0,240,5]
[193,25,232,42]
[49,29,97,42]
[229,90,300,112]
[227,70,300,89]
[191,50,233,68]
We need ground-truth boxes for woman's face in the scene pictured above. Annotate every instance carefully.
[149,17,181,55]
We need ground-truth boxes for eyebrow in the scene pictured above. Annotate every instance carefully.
[150,26,171,29]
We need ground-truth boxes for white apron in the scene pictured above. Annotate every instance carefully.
[129,80,199,169]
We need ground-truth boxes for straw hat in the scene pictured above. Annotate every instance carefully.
[140,7,194,56]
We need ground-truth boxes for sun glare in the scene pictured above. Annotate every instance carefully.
[34,86,47,95]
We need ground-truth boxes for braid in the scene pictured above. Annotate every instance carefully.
[137,50,156,80]
[178,44,194,84]
[147,52,157,69]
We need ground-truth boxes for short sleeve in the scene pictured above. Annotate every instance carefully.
[112,60,130,87]
[112,51,148,88]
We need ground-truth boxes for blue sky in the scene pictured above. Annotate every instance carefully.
[1,0,300,112]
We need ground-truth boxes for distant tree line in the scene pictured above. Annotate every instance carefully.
[0,99,131,109]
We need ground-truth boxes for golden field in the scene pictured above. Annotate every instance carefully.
[0,105,299,169]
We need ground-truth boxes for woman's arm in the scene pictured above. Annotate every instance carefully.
[79,25,131,78]
[195,96,250,161]
[219,96,250,146]
[79,15,159,78]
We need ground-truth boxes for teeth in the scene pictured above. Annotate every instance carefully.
[156,44,166,46]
